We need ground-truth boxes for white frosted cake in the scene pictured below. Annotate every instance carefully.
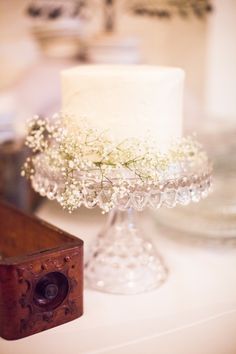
[25,64,211,216]
[61,65,184,151]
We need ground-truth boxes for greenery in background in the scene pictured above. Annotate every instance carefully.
[26,0,213,31]
[129,0,213,19]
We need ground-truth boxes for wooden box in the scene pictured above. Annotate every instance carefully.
[0,202,83,340]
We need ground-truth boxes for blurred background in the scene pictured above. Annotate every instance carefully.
[0,0,236,240]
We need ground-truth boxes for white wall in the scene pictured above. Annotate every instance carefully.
[205,0,236,122]
[118,11,207,105]
[0,0,39,90]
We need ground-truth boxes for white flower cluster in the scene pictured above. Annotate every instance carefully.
[22,113,209,212]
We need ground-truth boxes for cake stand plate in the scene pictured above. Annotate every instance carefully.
[30,155,211,294]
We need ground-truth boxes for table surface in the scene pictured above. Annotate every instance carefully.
[1,201,236,354]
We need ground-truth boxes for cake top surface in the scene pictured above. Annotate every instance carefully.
[62,64,185,80]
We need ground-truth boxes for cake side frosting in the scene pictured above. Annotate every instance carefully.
[61,65,184,151]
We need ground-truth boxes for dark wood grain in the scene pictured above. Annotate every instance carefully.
[0,201,83,340]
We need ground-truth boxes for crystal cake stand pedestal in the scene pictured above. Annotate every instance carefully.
[31,160,211,294]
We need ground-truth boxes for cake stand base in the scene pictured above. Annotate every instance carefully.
[85,208,167,294]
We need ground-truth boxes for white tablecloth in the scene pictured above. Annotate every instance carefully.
[1,201,236,354]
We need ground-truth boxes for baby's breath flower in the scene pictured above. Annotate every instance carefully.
[22,113,209,212]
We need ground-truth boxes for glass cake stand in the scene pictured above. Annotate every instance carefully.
[23,114,212,294]
[30,156,211,294]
